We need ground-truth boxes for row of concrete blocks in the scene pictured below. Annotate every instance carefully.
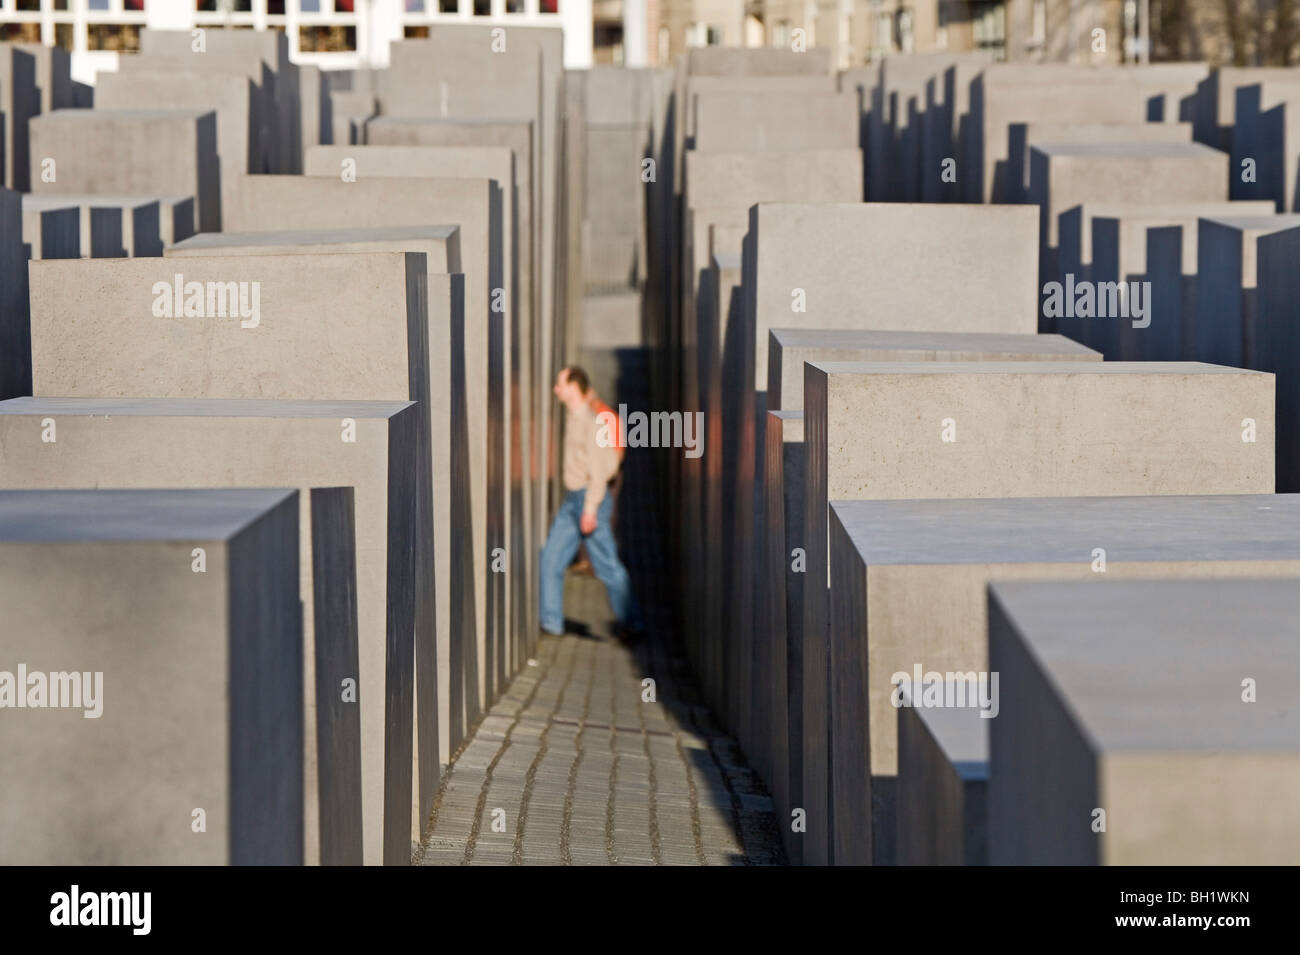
[16,135,555,707]
[838,56,1300,212]
[0,487,315,864]
[1023,143,1300,493]
[0,43,87,193]
[0,234,544,866]
[0,23,578,868]
[679,191,1300,864]
[0,158,547,871]
[663,52,862,725]
[0,239,456,867]
[663,54,1300,864]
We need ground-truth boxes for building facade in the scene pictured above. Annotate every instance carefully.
[0,0,593,81]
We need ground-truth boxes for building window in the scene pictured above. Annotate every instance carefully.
[1030,0,1046,49]
[895,9,913,53]
[773,19,792,49]
[971,1,1006,58]
[874,9,891,56]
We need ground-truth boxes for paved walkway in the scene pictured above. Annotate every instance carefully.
[416,348,786,866]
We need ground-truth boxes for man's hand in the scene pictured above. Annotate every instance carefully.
[580,511,597,536]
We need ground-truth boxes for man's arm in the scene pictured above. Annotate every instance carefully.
[582,413,619,518]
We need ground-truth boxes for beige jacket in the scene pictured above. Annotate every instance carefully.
[563,402,620,516]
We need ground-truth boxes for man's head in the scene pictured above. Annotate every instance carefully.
[554,365,590,412]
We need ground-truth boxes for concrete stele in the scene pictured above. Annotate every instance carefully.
[830,492,1300,865]
[0,488,304,865]
[802,360,1274,865]
[989,577,1300,864]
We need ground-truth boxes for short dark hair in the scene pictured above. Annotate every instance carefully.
[564,365,591,395]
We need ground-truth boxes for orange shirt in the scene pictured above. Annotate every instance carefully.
[591,397,626,461]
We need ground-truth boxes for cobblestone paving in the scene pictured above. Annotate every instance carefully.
[416,349,786,866]
[416,578,787,866]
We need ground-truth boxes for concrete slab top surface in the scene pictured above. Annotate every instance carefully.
[368,116,530,129]
[0,396,413,419]
[811,360,1264,376]
[0,488,296,541]
[772,328,1097,356]
[1032,141,1224,158]
[1081,201,1275,221]
[832,495,1300,564]
[38,108,212,122]
[712,251,741,270]
[1202,214,1300,233]
[911,703,989,780]
[990,579,1300,751]
[769,410,804,422]
[172,225,460,250]
[22,194,190,209]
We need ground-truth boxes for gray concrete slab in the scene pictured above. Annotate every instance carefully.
[1054,200,1273,359]
[302,145,528,686]
[166,228,465,809]
[1007,120,1192,204]
[896,696,988,866]
[385,29,563,568]
[1196,213,1300,368]
[831,492,1300,866]
[0,187,29,400]
[966,65,1148,203]
[356,127,537,602]
[23,193,196,258]
[1255,224,1300,491]
[300,62,323,151]
[1233,76,1300,211]
[762,410,804,865]
[25,252,435,866]
[692,92,858,153]
[874,52,993,203]
[96,70,262,225]
[767,328,1099,412]
[747,203,1040,384]
[0,398,411,866]
[0,46,37,191]
[220,175,499,703]
[19,195,79,260]
[12,42,71,116]
[735,205,1040,836]
[802,360,1275,866]
[0,487,304,864]
[328,90,376,145]
[686,47,832,75]
[1028,141,1228,253]
[697,252,744,724]
[114,51,276,175]
[139,28,298,173]
[29,109,220,233]
[680,159,861,689]
[1193,66,1300,153]
[989,577,1300,864]
[308,485,365,866]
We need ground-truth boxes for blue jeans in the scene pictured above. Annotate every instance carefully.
[540,488,644,635]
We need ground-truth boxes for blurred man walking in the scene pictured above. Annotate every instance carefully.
[540,365,645,640]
